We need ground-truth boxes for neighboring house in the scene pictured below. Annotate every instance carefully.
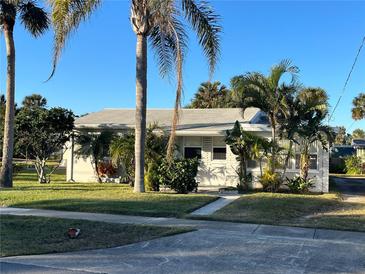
[65,108,329,192]
[352,139,365,161]
[329,145,356,173]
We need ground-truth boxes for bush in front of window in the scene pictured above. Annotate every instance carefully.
[285,176,314,194]
[344,155,364,175]
[157,158,199,194]
[259,169,283,193]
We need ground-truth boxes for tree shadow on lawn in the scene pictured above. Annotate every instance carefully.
[9,196,216,218]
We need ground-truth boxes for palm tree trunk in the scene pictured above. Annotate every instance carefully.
[0,23,16,188]
[134,33,147,193]
[270,114,276,174]
[282,140,293,179]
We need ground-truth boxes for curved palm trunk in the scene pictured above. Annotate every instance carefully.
[134,33,147,193]
[0,23,16,188]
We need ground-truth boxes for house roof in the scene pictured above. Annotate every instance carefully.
[75,108,270,135]
[352,139,365,148]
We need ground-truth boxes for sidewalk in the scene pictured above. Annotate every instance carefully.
[1,207,364,245]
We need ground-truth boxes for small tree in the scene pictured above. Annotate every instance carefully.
[15,107,74,183]
[76,131,114,183]
[225,121,269,191]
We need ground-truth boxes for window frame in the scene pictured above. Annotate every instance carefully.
[211,137,227,161]
[183,136,202,160]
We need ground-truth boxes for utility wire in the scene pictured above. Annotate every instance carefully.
[328,36,365,123]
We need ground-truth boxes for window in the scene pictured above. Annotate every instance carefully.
[212,137,226,160]
[247,159,257,168]
[213,147,226,160]
[295,154,318,170]
[184,147,202,159]
[309,155,318,170]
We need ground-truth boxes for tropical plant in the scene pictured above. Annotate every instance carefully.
[352,128,365,139]
[294,88,332,181]
[259,169,283,192]
[0,0,49,188]
[21,94,47,109]
[187,81,233,108]
[334,126,351,145]
[157,157,199,194]
[109,124,170,184]
[285,176,314,194]
[225,120,270,191]
[109,131,135,183]
[145,161,160,191]
[76,131,115,183]
[352,93,365,120]
[15,106,74,183]
[48,0,221,193]
[231,60,299,174]
[344,155,364,175]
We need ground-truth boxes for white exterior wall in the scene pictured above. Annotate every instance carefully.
[66,134,329,192]
[65,142,98,182]
[182,134,329,193]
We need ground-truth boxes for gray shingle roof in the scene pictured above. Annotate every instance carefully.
[75,108,267,133]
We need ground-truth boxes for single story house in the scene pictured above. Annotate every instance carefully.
[65,108,329,192]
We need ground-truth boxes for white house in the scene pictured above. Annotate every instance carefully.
[65,108,329,192]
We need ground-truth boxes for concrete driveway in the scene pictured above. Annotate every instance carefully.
[1,227,365,274]
[332,176,365,195]
[332,176,365,203]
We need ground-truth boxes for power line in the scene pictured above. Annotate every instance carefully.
[328,36,365,123]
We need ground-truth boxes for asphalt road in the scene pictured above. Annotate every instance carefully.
[1,227,365,274]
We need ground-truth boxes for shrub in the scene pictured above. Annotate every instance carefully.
[97,162,117,178]
[344,155,364,175]
[286,176,314,194]
[158,158,199,194]
[259,169,283,192]
[145,162,160,191]
[237,173,252,193]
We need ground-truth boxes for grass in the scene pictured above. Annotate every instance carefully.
[0,170,217,217]
[195,192,365,232]
[0,215,191,257]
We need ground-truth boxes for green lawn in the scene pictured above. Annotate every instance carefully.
[0,215,190,257]
[197,192,365,232]
[0,170,217,217]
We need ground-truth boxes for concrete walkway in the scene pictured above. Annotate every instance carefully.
[190,195,240,215]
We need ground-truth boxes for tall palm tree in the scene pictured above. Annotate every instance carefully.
[352,93,365,120]
[188,81,232,108]
[0,0,49,188]
[231,60,299,173]
[48,0,221,193]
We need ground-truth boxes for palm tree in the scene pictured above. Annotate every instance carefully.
[75,131,115,183]
[225,121,269,191]
[48,0,221,193]
[231,60,299,174]
[293,88,332,181]
[22,94,47,109]
[352,93,365,120]
[0,0,49,188]
[352,128,365,139]
[188,81,232,108]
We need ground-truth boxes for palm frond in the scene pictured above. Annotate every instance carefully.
[19,0,49,37]
[0,1,17,26]
[269,59,299,88]
[48,0,100,79]
[182,0,221,76]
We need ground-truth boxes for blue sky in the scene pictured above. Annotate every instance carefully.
[1,0,364,133]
